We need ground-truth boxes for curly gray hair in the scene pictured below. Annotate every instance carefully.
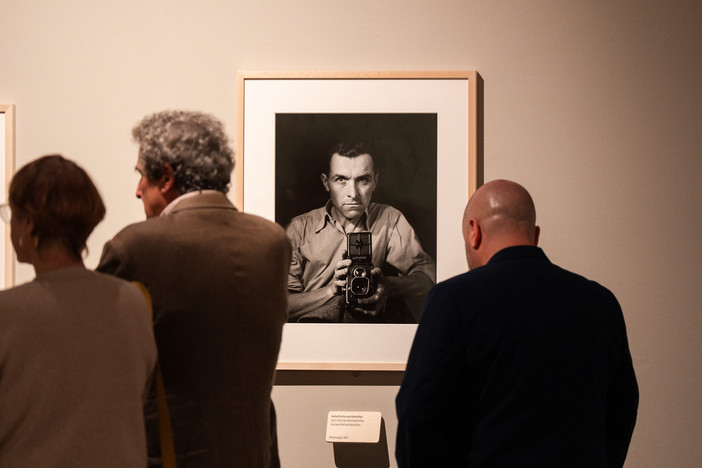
[133,110,235,194]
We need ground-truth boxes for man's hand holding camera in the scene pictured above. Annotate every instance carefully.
[348,267,389,318]
[339,232,389,319]
[327,247,389,319]
[328,252,352,297]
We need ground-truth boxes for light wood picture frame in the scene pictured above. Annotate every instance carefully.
[0,104,15,289]
[236,71,480,370]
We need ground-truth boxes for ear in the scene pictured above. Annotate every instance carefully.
[534,225,541,246]
[21,216,35,237]
[468,218,482,249]
[370,172,379,193]
[320,173,330,193]
[159,164,175,194]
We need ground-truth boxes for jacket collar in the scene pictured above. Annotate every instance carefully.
[487,245,549,264]
[165,190,236,215]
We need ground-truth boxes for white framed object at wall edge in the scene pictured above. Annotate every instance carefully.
[235,71,479,370]
[0,104,15,290]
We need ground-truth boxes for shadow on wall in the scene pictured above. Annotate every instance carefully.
[332,418,390,468]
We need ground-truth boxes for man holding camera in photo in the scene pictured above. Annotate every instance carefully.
[285,141,435,323]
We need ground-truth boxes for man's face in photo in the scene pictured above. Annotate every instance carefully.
[321,153,378,224]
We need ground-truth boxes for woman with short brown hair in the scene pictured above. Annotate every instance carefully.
[0,155,157,467]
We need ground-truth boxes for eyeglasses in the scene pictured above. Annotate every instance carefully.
[0,204,11,223]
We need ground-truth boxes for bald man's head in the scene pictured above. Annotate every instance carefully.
[462,180,540,269]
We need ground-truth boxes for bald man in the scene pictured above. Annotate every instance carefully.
[396,180,638,468]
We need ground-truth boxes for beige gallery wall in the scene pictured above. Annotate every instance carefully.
[1,0,701,466]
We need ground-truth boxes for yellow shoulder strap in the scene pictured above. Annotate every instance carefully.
[134,282,178,468]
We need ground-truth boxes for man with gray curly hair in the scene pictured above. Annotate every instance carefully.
[98,110,291,468]
[129,110,235,218]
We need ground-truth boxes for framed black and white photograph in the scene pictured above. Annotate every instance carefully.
[236,71,479,370]
[0,104,15,290]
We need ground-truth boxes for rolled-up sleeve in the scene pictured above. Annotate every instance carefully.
[285,220,305,293]
[386,212,436,283]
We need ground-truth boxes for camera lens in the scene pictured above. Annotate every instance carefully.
[351,277,370,295]
[352,267,367,278]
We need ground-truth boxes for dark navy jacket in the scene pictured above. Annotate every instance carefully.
[396,246,638,468]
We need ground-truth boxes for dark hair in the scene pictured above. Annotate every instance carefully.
[326,141,377,175]
[132,110,235,193]
[9,154,106,258]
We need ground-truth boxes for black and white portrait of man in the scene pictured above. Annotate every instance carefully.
[276,113,437,324]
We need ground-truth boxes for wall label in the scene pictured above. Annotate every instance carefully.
[325,411,382,443]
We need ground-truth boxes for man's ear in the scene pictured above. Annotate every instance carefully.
[469,218,482,249]
[320,173,330,193]
[534,225,541,246]
[160,164,175,194]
